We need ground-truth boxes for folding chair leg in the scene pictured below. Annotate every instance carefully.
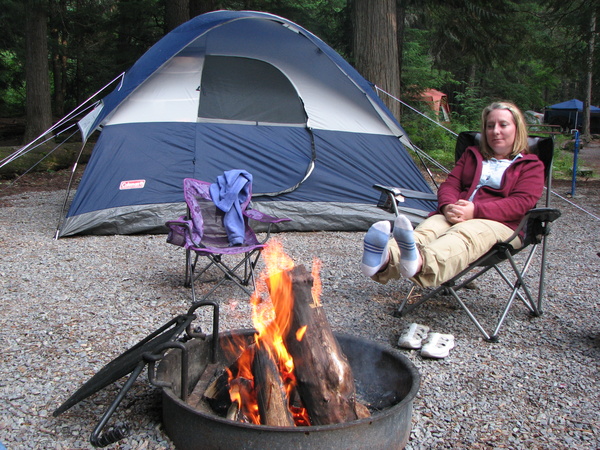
[192,278,242,305]
[184,249,192,288]
[536,236,550,314]
[491,289,523,339]
[493,264,536,315]
[394,284,446,317]
[191,254,217,283]
[209,252,259,290]
[242,250,262,286]
[395,256,540,342]
[422,254,546,342]
[187,250,197,302]
[445,288,496,341]
[494,247,542,316]
[187,249,262,304]
[187,253,228,304]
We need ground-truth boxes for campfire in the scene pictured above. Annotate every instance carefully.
[152,235,420,449]
[54,240,419,449]
[189,240,369,427]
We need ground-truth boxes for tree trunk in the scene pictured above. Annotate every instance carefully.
[24,0,53,144]
[583,9,596,142]
[50,0,68,118]
[396,0,407,115]
[189,0,215,18]
[353,0,400,120]
[165,0,190,32]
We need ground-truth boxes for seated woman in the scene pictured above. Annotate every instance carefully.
[361,101,546,288]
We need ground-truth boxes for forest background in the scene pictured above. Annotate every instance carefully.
[0,0,598,175]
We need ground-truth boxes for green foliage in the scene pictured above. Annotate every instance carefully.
[400,108,462,170]
[1,0,599,138]
[552,147,577,179]
[406,0,586,113]
[78,0,165,104]
[400,27,457,97]
[0,0,354,116]
[0,0,26,116]
[549,134,593,180]
[452,86,489,130]
[226,0,351,56]
[0,0,25,50]
[0,50,25,116]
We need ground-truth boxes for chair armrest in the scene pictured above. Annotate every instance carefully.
[524,207,562,223]
[501,207,562,247]
[166,218,203,248]
[373,184,437,215]
[244,209,291,245]
[244,209,292,224]
[373,184,438,202]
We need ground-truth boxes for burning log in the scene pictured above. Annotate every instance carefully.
[187,363,223,411]
[201,343,261,423]
[202,366,232,416]
[201,244,370,427]
[199,373,258,424]
[227,377,255,423]
[280,265,365,425]
[252,345,295,426]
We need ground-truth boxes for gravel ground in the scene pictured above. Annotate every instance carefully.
[0,179,599,449]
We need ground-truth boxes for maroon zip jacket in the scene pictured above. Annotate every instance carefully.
[435,146,545,231]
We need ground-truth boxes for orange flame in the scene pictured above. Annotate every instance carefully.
[295,325,308,342]
[224,239,320,426]
[311,258,322,307]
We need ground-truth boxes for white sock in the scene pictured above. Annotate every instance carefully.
[361,221,391,277]
[393,215,419,278]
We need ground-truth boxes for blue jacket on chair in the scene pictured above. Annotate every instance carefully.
[209,170,253,245]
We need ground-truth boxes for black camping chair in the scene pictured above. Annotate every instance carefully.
[373,131,561,341]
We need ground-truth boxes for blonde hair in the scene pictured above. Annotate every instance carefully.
[479,101,528,160]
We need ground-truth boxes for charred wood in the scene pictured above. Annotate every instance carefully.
[280,265,365,425]
[252,345,295,426]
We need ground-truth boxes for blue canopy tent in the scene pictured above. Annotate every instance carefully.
[58,10,436,237]
[544,99,600,132]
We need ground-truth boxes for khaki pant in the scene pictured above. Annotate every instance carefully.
[372,214,521,288]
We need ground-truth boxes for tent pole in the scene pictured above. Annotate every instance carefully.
[54,139,90,239]
[570,129,581,198]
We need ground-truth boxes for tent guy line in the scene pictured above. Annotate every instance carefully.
[376,86,458,138]
[0,73,125,171]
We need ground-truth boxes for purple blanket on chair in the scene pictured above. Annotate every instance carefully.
[209,170,253,246]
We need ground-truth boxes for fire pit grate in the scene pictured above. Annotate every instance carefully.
[53,301,219,447]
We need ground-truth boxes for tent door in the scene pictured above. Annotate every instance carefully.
[193,55,315,196]
[197,55,307,125]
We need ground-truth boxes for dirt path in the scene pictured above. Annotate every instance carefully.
[579,140,600,173]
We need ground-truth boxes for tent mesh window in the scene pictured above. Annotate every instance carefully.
[198,55,307,125]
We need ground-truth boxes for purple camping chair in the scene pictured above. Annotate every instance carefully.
[166,176,290,304]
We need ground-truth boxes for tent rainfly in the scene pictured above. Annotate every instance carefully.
[58,10,436,237]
